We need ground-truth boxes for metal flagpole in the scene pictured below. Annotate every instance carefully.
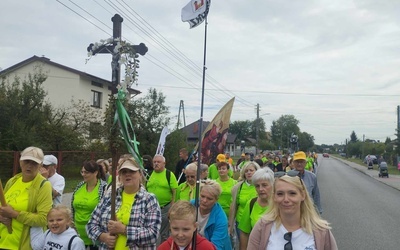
[192,14,209,249]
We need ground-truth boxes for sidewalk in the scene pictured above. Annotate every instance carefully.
[333,157,400,191]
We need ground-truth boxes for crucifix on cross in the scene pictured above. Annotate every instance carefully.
[86,14,148,222]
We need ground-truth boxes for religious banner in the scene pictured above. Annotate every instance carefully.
[181,0,211,29]
[198,97,235,165]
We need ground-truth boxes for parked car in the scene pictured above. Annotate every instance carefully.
[323,153,329,158]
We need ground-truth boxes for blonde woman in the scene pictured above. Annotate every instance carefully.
[228,161,261,241]
[193,180,232,250]
[248,171,337,249]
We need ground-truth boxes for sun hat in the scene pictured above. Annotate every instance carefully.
[20,146,44,164]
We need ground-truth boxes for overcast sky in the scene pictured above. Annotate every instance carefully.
[1,0,400,145]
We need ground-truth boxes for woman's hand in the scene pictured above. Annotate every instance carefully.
[107,219,126,235]
[100,233,117,248]
[0,205,18,218]
[0,215,11,226]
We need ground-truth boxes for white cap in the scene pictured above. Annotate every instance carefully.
[43,155,58,165]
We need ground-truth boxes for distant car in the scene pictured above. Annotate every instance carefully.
[323,153,329,158]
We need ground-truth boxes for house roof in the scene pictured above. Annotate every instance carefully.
[180,120,210,139]
[0,55,141,95]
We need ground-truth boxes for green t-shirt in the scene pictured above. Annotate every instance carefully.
[176,182,196,201]
[115,191,136,250]
[216,178,237,218]
[238,160,249,170]
[238,199,270,233]
[208,163,219,180]
[305,157,314,171]
[146,169,178,207]
[261,157,267,163]
[236,182,257,223]
[208,163,234,180]
[0,178,31,250]
[73,181,100,245]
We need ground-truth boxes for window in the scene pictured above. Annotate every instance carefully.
[92,90,102,108]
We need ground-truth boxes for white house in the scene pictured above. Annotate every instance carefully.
[0,55,140,112]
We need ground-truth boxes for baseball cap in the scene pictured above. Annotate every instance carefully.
[293,151,307,161]
[43,155,58,165]
[118,160,140,172]
[20,146,44,164]
[216,154,226,162]
[241,153,245,157]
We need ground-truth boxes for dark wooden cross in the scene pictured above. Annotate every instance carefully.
[86,14,148,220]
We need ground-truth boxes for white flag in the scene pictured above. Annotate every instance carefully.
[181,0,211,29]
[156,126,169,156]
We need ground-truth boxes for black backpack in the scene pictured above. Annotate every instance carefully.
[249,197,258,214]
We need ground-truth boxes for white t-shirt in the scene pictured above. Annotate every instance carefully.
[48,172,65,205]
[30,227,85,250]
[197,212,210,237]
[267,222,315,250]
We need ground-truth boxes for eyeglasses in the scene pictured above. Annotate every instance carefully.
[284,232,292,250]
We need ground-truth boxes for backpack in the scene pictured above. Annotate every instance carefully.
[249,197,258,214]
[146,169,171,188]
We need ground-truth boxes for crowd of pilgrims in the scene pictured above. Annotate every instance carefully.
[0,147,337,250]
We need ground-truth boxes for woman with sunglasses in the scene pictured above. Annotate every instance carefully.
[238,167,275,250]
[247,172,337,250]
[71,160,107,250]
[87,157,161,249]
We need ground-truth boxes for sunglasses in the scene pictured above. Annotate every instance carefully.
[274,170,306,189]
[274,170,300,178]
[284,232,292,250]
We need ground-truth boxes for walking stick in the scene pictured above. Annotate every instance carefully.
[0,180,12,234]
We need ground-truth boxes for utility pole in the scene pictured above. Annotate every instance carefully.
[256,103,259,154]
[177,100,186,129]
[87,14,148,221]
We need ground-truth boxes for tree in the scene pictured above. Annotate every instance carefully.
[350,131,358,142]
[229,120,253,142]
[126,88,170,156]
[0,66,103,151]
[270,115,300,150]
[298,131,315,152]
[0,66,48,150]
[164,129,188,171]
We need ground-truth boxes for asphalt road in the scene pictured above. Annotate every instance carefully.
[317,156,400,249]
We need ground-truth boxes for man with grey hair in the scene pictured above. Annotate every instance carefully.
[146,154,178,245]
[41,155,65,206]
